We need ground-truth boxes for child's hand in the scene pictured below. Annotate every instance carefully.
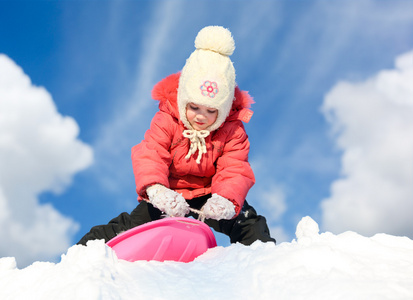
[146,184,190,217]
[202,194,236,220]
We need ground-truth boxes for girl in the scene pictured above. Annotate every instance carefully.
[78,26,275,246]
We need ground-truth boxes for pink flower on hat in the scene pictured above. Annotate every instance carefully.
[200,81,219,98]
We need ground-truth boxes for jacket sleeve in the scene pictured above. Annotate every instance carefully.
[131,111,174,199]
[211,121,255,216]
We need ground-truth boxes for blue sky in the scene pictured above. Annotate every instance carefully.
[0,0,412,267]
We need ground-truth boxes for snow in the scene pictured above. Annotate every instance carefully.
[1,217,413,300]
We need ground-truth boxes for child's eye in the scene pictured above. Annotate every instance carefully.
[190,105,198,110]
[207,110,217,114]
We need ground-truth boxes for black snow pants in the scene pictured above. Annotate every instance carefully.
[77,195,276,246]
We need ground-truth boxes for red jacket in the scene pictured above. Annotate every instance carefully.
[131,73,255,215]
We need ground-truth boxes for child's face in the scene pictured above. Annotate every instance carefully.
[186,102,218,131]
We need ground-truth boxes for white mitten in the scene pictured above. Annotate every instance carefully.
[202,194,236,220]
[146,184,190,217]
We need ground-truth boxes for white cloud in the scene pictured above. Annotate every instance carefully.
[0,54,93,267]
[268,225,291,243]
[257,184,287,222]
[249,159,288,221]
[320,51,413,238]
[249,159,290,242]
[250,183,290,243]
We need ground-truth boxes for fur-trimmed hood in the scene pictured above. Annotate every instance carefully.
[151,72,254,128]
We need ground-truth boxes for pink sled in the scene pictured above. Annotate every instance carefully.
[106,217,217,263]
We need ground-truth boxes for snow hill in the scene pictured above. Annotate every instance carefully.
[1,217,412,300]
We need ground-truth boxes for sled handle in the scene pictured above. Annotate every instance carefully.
[145,197,206,222]
[189,208,206,222]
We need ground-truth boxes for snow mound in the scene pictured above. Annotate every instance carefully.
[1,217,413,300]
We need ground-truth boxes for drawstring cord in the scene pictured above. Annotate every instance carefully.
[189,208,206,222]
[182,129,210,164]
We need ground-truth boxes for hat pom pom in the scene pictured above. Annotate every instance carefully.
[195,26,235,56]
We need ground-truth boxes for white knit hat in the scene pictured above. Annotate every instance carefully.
[177,26,236,133]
